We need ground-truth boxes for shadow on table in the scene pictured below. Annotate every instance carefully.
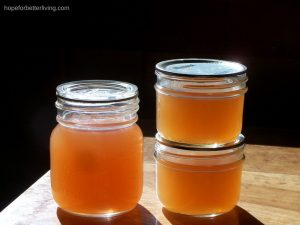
[163,206,264,225]
[57,204,161,225]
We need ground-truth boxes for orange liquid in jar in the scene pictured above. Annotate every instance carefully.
[50,124,143,215]
[157,93,245,145]
[156,158,243,216]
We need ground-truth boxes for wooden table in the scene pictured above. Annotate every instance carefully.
[1,137,299,225]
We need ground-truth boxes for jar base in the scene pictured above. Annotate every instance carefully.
[156,132,245,150]
[192,212,223,218]
[58,207,133,218]
[163,207,227,218]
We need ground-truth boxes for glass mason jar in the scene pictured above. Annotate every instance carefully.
[154,133,245,217]
[155,58,248,146]
[50,80,143,217]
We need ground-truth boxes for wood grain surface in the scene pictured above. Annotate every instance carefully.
[0,137,299,225]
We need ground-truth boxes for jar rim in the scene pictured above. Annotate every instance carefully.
[56,80,138,103]
[156,58,247,78]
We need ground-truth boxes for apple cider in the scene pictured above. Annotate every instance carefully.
[50,80,143,217]
[154,134,245,217]
[155,59,248,146]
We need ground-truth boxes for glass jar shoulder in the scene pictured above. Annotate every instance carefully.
[51,123,143,143]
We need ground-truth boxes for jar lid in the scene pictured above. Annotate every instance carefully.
[155,133,245,151]
[56,80,138,103]
[155,58,247,77]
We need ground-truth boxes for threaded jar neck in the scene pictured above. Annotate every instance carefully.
[154,133,245,167]
[55,80,139,130]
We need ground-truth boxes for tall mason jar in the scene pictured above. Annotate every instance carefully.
[155,59,248,146]
[154,133,245,217]
[50,80,143,217]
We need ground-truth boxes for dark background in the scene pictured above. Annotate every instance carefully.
[1,0,300,210]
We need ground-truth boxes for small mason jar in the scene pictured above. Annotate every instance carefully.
[155,58,248,146]
[50,80,143,217]
[154,133,245,217]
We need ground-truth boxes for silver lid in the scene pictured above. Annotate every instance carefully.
[156,58,247,77]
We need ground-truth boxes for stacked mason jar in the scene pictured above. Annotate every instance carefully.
[154,59,248,217]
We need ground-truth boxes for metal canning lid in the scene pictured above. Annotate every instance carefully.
[155,133,245,151]
[155,58,247,77]
[56,80,138,103]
